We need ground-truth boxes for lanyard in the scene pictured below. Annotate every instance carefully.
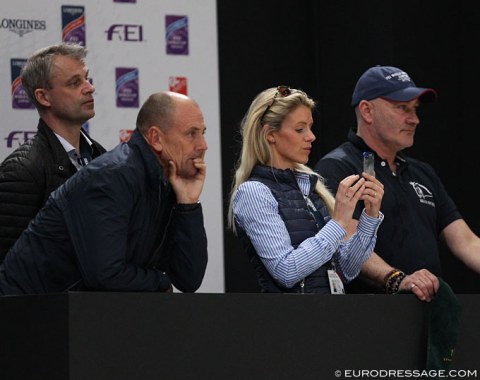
[304,195,326,229]
[304,194,338,272]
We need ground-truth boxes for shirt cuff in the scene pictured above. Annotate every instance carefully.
[176,202,201,212]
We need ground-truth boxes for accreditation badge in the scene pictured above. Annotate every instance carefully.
[328,269,345,294]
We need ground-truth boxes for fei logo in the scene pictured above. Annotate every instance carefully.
[5,131,36,148]
[105,24,143,42]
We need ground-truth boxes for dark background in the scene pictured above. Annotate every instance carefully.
[217,0,480,293]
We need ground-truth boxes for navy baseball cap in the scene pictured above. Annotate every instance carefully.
[351,65,437,107]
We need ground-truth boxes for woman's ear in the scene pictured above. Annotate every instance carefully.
[262,125,276,143]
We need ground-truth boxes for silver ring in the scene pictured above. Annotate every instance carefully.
[410,283,416,290]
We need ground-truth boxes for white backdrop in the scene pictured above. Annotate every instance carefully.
[0,0,224,292]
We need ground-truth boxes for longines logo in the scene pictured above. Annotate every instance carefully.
[0,18,46,37]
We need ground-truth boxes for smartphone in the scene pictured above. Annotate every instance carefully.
[363,151,375,176]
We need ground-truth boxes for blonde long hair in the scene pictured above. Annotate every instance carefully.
[227,87,335,233]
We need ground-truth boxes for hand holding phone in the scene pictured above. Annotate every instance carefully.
[363,151,375,176]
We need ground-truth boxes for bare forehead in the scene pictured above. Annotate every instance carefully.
[173,97,200,114]
[50,56,86,75]
[52,55,84,67]
[172,98,205,127]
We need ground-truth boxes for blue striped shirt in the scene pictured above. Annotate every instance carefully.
[232,172,383,288]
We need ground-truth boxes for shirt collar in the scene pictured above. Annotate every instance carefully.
[54,130,94,170]
[54,130,93,154]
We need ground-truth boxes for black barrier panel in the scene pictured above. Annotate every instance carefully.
[0,293,478,380]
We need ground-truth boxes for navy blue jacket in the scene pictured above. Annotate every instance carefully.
[0,129,208,295]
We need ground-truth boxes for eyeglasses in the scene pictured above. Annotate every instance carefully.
[260,85,292,123]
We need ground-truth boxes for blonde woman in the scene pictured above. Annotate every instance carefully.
[228,86,384,293]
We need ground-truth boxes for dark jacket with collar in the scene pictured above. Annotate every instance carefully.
[236,165,332,294]
[0,118,106,262]
[0,129,208,295]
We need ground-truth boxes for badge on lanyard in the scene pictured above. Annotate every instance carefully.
[328,269,345,294]
[305,194,345,294]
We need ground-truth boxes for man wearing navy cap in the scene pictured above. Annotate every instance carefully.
[314,65,480,301]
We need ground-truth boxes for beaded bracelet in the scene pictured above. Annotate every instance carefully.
[384,269,406,294]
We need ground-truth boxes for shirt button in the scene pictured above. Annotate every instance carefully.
[381,161,386,167]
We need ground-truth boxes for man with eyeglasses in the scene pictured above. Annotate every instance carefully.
[0,43,106,263]
[314,65,480,301]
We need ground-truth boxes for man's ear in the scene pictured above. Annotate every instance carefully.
[35,88,50,107]
[145,126,164,151]
[358,100,374,124]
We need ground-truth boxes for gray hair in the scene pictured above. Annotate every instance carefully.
[21,43,87,110]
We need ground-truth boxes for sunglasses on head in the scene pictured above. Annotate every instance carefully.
[260,85,292,123]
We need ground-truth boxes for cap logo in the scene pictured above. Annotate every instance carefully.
[385,71,412,83]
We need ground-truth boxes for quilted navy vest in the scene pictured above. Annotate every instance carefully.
[236,165,332,293]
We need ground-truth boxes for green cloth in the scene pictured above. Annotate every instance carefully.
[426,278,462,371]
